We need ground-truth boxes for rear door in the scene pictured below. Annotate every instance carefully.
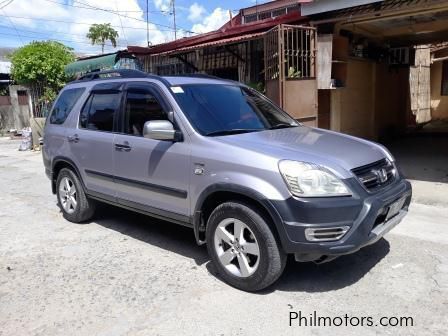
[68,83,122,199]
[113,82,190,220]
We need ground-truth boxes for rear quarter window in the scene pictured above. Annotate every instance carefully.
[49,88,85,125]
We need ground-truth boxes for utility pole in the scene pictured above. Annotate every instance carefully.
[256,0,259,21]
[146,0,150,46]
[171,0,177,40]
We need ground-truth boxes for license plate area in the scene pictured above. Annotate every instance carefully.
[386,196,407,221]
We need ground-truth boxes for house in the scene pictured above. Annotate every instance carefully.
[302,0,448,139]
[128,0,318,125]
[128,0,448,140]
[0,56,33,132]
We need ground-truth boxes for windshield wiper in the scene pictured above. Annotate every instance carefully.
[205,129,261,137]
[269,123,298,130]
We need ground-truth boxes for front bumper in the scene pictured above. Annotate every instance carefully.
[271,176,412,258]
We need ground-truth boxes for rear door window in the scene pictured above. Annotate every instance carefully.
[49,88,85,125]
[79,91,121,132]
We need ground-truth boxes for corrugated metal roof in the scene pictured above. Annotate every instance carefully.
[129,11,305,55]
[155,32,266,56]
[65,54,118,76]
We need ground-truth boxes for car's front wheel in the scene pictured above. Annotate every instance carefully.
[56,168,95,223]
[206,201,286,292]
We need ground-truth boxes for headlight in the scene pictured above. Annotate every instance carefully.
[278,160,351,197]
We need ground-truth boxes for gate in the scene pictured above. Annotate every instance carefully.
[264,24,317,126]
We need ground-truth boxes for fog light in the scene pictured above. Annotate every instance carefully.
[304,226,350,242]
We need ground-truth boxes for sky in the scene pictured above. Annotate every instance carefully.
[0,0,271,55]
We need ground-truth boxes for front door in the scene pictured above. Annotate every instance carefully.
[113,82,190,220]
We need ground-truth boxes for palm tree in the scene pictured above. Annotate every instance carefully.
[86,23,119,54]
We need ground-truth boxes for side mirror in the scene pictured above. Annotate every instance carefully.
[143,120,176,141]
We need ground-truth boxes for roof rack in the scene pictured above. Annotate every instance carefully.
[77,69,148,81]
[71,69,172,87]
[174,73,222,80]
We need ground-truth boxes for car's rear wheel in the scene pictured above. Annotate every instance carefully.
[56,168,95,223]
[206,201,286,292]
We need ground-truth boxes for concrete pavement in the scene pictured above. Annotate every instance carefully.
[0,137,447,336]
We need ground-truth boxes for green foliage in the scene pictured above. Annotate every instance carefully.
[246,82,265,94]
[287,66,301,78]
[39,87,57,103]
[0,86,9,96]
[86,23,119,54]
[10,41,74,90]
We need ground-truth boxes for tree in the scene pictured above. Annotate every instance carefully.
[10,41,75,100]
[86,23,119,54]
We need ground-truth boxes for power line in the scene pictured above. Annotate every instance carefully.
[42,0,169,14]
[114,0,128,45]
[71,0,195,33]
[0,0,14,10]
[0,5,24,45]
[0,14,176,32]
[0,23,100,39]
[0,30,128,48]
[0,24,140,46]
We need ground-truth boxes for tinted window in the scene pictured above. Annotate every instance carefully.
[80,92,120,132]
[172,84,298,136]
[49,88,85,125]
[124,89,167,136]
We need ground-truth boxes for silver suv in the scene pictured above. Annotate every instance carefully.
[43,69,412,291]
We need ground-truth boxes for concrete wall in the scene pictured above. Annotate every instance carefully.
[330,59,411,140]
[330,60,375,139]
[0,85,31,131]
[0,105,30,131]
[430,49,448,120]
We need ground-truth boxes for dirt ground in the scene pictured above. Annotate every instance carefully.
[0,137,447,336]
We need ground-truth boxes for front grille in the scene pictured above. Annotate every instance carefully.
[352,158,395,192]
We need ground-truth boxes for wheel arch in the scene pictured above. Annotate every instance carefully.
[193,183,288,250]
[51,157,84,194]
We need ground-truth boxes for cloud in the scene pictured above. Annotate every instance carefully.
[153,0,171,12]
[188,3,206,22]
[0,0,170,54]
[191,8,230,34]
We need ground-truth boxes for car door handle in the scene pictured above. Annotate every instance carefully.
[68,134,79,143]
[114,142,131,152]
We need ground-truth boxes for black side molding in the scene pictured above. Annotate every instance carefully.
[85,169,188,199]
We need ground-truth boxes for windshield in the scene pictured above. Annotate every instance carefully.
[171,84,299,136]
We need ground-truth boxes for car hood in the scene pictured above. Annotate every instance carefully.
[213,126,388,175]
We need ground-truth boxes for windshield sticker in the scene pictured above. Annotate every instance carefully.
[171,86,184,93]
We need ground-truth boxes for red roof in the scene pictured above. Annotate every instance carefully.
[128,11,307,56]
[156,31,267,56]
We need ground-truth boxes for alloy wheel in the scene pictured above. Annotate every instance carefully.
[214,218,260,277]
[59,177,77,214]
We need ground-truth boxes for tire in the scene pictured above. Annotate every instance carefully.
[56,168,95,223]
[206,201,286,292]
